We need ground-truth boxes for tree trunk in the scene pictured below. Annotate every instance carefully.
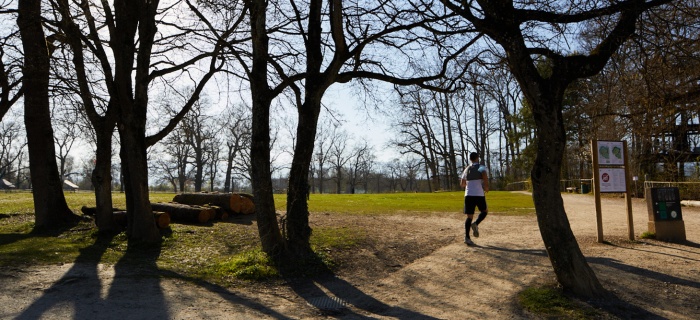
[249,0,284,260]
[111,0,159,245]
[92,129,117,233]
[194,153,203,192]
[528,82,605,297]
[18,0,78,229]
[224,147,234,192]
[445,102,458,190]
[286,98,319,256]
[119,128,160,244]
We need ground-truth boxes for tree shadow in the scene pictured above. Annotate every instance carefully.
[0,216,92,257]
[585,291,668,320]
[285,254,442,319]
[156,269,298,320]
[602,240,700,262]
[587,256,700,289]
[12,233,303,319]
[0,233,32,246]
[481,245,675,318]
[219,213,256,225]
[641,239,700,250]
[14,233,116,320]
[479,245,549,257]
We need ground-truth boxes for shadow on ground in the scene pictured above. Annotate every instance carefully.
[12,235,297,320]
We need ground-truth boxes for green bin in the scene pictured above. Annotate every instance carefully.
[581,181,591,194]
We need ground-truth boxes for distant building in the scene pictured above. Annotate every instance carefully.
[63,180,80,192]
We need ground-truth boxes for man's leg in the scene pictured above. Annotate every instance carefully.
[464,197,476,245]
[464,214,475,245]
[474,211,488,225]
[471,197,488,237]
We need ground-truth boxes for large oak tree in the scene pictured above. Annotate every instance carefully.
[439,0,673,296]
[53,0,240,241]
[17,0,79,229]
[247,0,476,261]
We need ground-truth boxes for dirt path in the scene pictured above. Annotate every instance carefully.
[1,193,699,319]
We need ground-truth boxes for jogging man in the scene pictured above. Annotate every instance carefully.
[460,152,489,246]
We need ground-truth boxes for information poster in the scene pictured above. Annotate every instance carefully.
[597,141,624,165]
[649,187,683,221]
[598,168,627,193]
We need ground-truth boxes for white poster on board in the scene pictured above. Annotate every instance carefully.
[597,141,624,166]
[598,168,627,193]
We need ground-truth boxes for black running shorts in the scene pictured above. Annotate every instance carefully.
[463,196,487,215]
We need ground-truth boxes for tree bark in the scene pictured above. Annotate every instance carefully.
[119,122,160,243]
[224,147,234,192]
[17,0,78,229]
[54,0,119,233]
[248,0,285,259]
[112,0,160,245]
[286,98,320,256]
[283,0,327,256]
[528,83,605,297]
[92,130,116,233]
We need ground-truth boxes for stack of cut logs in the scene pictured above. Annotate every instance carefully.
[81,192,255,230]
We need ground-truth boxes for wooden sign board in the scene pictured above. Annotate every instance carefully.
[596,140,625,166]
[598,168,627,193]
[591,140,634,242]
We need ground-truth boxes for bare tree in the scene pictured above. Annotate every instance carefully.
[312,118,341,194]
[17,0,79,229]
[346,140,373,194]
[53,0,240,242]
[157,129,193,192]
[327,129,351,194]
[221,103,251,193]
[391,90,442,191]
[0,118,25,181]
[574,1,700,181]
[52,106,81,183]
[247,0,476,261]
[179,100,217,192]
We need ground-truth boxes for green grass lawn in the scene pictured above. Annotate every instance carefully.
[279,191,535,216]
[0,190,534,216]
[0,190,534,284]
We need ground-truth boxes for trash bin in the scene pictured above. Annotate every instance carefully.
[581,181,591,194]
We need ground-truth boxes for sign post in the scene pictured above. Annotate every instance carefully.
[591,140,634,243]
[591,140,604,243]
[623,141,634,241]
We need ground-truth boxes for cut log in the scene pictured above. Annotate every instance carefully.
[82,207,171,229]
[153,211,171,229]
[173,193,237,213]
[230,194,243,213]
[203,205,229,220]
[151,202,212,224]
[80,206,124,216]
[236,193,255,214]
[172,192,254,215]
[239,196,255,214]
[113,211,128,230]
